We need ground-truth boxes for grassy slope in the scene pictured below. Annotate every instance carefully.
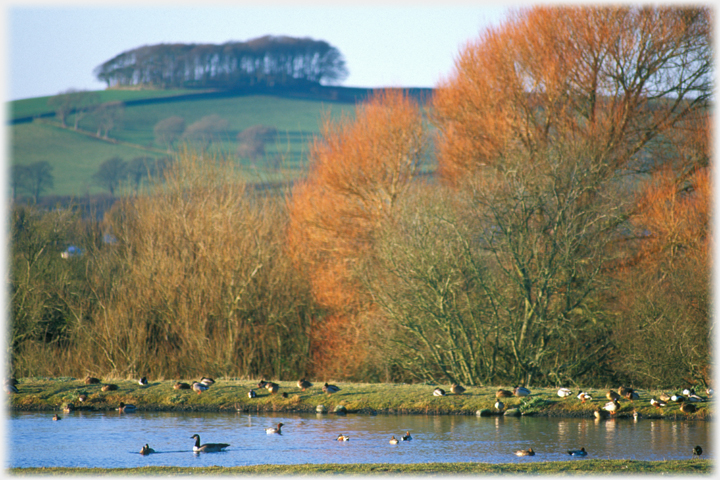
[9,90,356,197]
[9,378,712,421]
[9,89,211,120]
[9,459,713,475]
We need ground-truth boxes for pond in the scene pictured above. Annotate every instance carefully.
[7,410,712,468]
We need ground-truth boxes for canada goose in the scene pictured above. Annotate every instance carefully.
[297,379,313,391]
[650,398,667,408]
[52,414,61,421]
[577,392,592,403]
[603,399,621,415]
[84,376,100,384]
[433,388,446,397]
[190,434,229,453]
[568,447,587,456]
[265,422,283,434]
[495,400,504,411]
[680,402,697,414]
[174,382,191,390]
[247,389,257,398]
[117,402,136,413]
[200,377,215,386]
[101,384,118,392]
[265,383,279,395]
[496,389,513,398]
[514,386,531,397]
[557,388,572,398]
[451,383,466,395]
[515,447,535,456]
[389,436,399,445]
[138,377,148,386]
[337,434,350,441]
[606,390,621,401]
[192,382,209,394]
[140,444,155,455]
[323,383,341,395]
[401,431,412,441]
[693,445,703,457]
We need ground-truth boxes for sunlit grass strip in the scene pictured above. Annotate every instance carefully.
[9,460,712,475]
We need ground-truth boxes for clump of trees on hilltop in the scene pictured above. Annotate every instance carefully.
[94,35,348,90]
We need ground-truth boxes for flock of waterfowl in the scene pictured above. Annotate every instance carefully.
[8,376,710,460]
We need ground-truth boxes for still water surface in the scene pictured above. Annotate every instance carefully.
[8,411,712,468]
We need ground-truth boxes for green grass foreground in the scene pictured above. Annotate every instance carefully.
[8,378,712,421]
[8,459,713,475]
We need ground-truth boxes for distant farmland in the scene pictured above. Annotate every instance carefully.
[9,86,433,199]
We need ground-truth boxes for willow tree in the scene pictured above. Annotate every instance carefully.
[287,89,427,380]
[419,6,711,385]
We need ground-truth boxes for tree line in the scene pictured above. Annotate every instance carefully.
[9,6,711,389]
[94,35,348,90]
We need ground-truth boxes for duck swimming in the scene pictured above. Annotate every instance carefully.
[568,447,587,456]
[265,422,284,434]
[389,436,399,445]
[117,402,136,413]
[190,434,229,453]
[515,448,535,456]
[52,414,61,421]
[140,444,155,455]
[401,431,412,441]
[337,434,350,441]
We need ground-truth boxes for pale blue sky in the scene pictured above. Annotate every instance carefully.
[6,4,513,101]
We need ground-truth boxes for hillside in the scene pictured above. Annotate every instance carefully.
[8,86,433,199]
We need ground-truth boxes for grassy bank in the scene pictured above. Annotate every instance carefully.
[8,459,713,475]
[8,378,712,420]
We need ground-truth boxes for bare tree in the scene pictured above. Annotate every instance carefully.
[154,116,186,151]
[23,162,54,203]
[90,101,124,139]
[92,156,127,195]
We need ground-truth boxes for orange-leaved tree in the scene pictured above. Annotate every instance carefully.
[610,108,711,387]
[432,5,711,184]
[422,5,711,385]
[287,89,427,380]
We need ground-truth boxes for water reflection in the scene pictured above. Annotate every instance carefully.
[7,411,712,469]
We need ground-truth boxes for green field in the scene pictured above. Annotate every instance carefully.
[8,89,359,197]
[9,88,212,120]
